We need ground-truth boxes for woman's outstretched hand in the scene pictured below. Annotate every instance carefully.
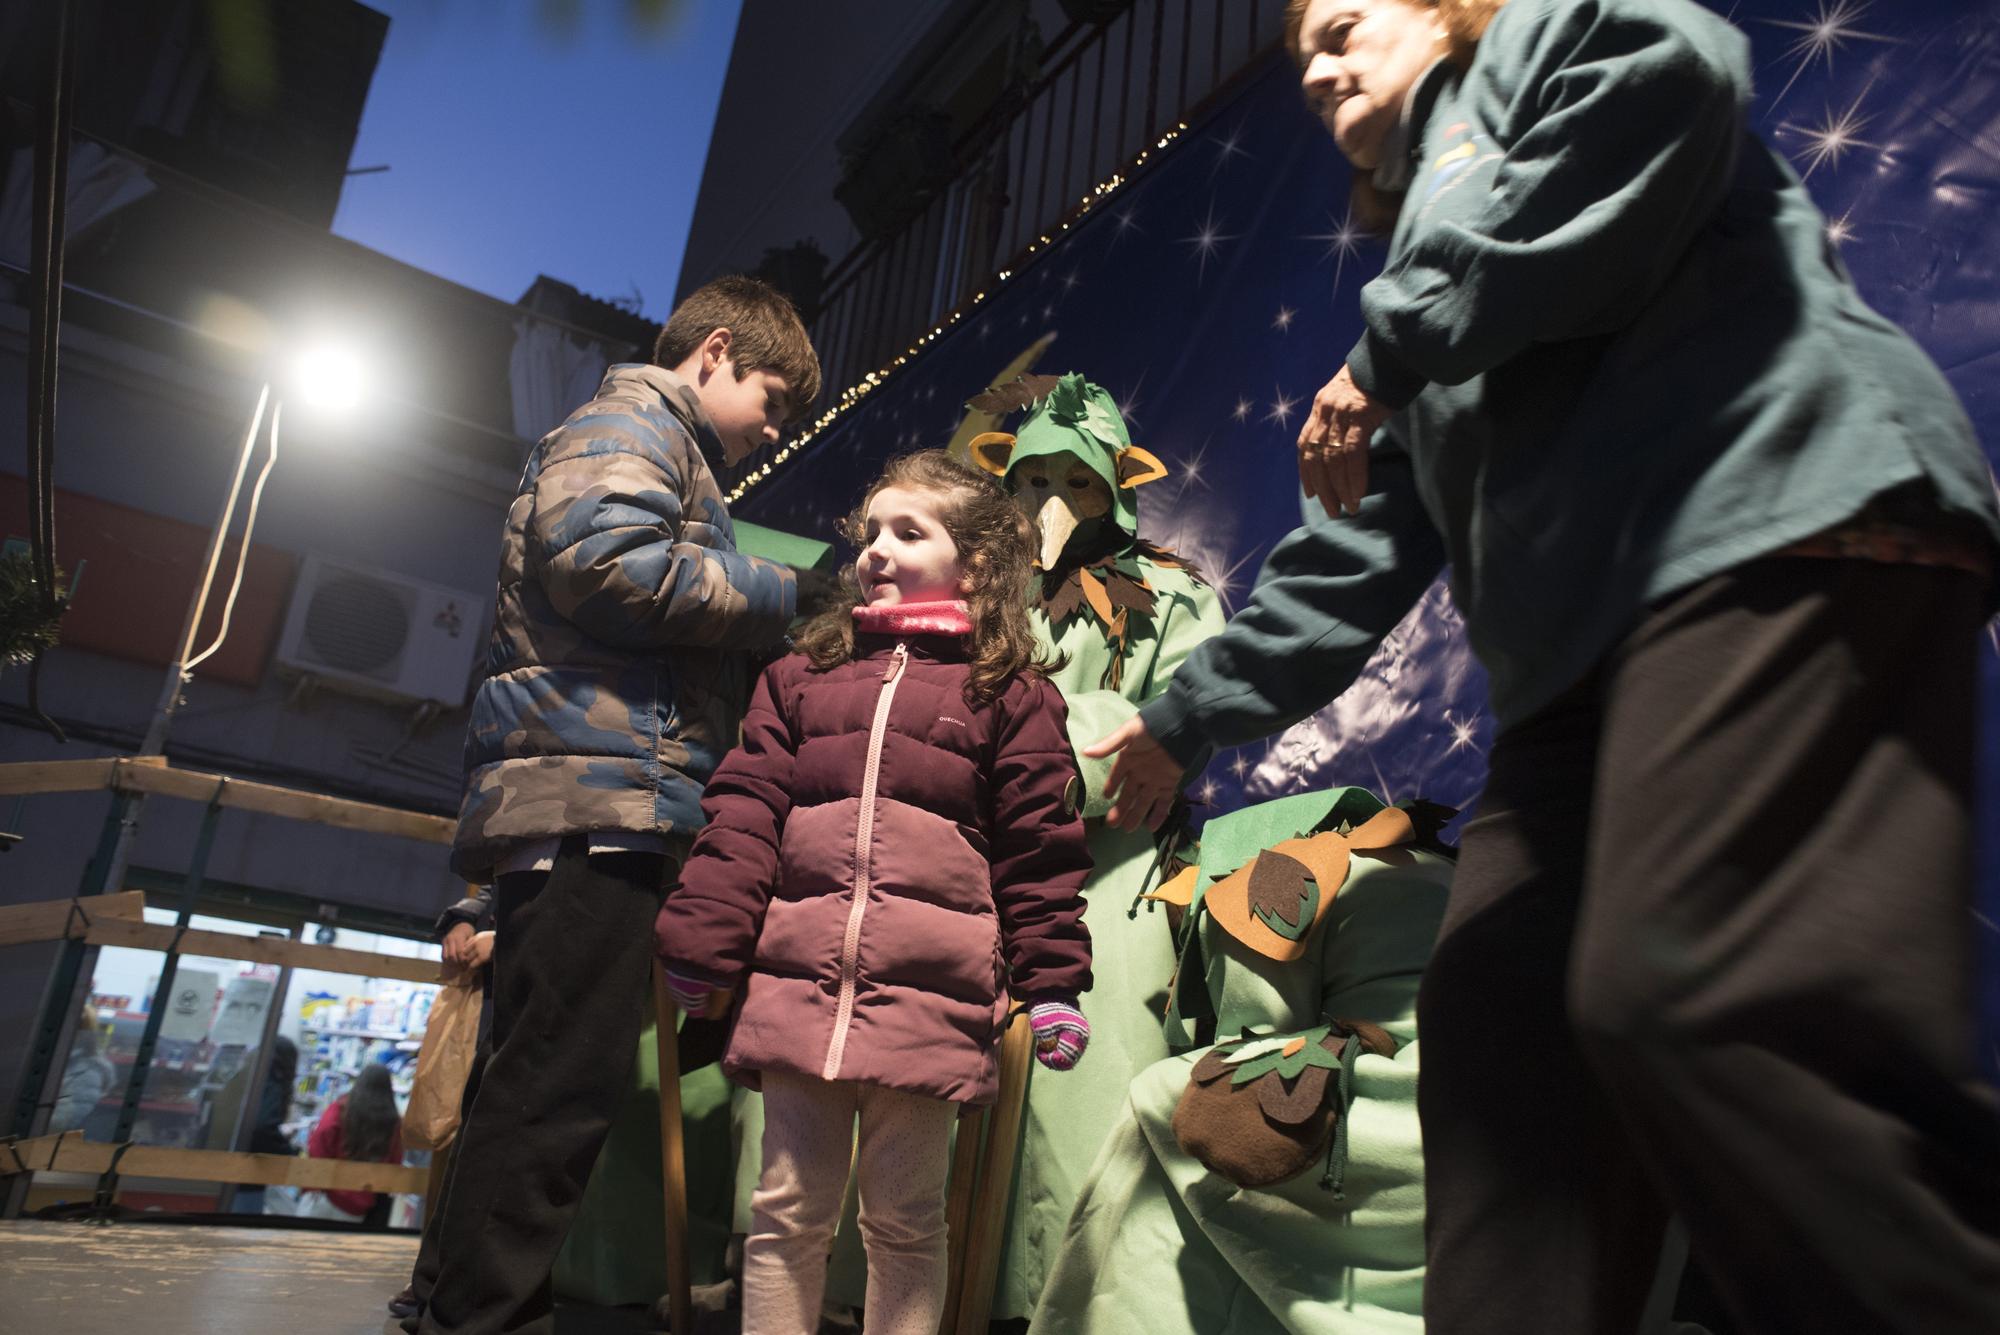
[1084,716,1181,833]
[1298,364,1391,519]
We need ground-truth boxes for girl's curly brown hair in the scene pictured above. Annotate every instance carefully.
[792,450,1056,704]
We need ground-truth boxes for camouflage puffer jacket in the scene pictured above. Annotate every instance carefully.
[452,363,796,880]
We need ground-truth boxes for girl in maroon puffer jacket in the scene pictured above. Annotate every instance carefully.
[654,450,1093,1335]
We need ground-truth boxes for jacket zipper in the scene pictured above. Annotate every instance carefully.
[821,642,909,1081]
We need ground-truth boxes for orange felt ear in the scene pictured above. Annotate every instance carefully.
[1115,444,1169,488]
[968,432,1017,476]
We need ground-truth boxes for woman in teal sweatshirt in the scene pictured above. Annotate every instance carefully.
[1088,2,2000,1332]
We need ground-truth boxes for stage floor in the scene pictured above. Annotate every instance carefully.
[0,1221,659,1334]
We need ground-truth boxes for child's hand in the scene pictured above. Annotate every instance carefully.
[1029,1000,1090,1071]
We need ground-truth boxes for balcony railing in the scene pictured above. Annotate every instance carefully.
[723,0,1284,492]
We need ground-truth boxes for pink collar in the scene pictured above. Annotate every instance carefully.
[852,600,973,637]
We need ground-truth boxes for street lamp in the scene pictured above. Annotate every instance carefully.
[293,342,368,414]
[40,351,375,1164]
[100,347,371,895]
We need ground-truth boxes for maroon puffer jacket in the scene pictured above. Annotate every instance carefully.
[657,631,1093,1105]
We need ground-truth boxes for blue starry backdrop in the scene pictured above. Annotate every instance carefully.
[734,1,2000,1071]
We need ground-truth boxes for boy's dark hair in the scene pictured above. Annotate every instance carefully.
[653,275,822,422]
[793,450,1056,705]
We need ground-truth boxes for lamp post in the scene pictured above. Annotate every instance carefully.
[95,344,370,896]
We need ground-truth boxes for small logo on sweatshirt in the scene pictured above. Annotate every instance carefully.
[938,715,967,728]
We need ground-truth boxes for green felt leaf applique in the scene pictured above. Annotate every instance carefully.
[1224,1024,1343,1086]
[1246,848,1320,942]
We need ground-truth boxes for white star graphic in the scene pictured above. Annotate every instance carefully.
[1272,305,1296,332]
[1041,303,1056,319]
[1824,208,1858,246]
[1181,207,1237,280]
[1196,543,1259,611]
[1176,439,1212,494]
[1109,206,1144,248]
[1231,396,1254,422]
[1196,778,1220,804]
[1264,387,1300,429]
[1761,1,1902,109]
[1442,709,1484,756]
[1780,82,1882,178]
[1304,206,1370,297]
[1209,125,1252,177]
[1228,752,1250,779]
[1116,374,1146,428]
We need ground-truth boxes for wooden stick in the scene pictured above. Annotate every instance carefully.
[653,961,693,1335]
[954,1003,1034,1335]
[938,1101,987,1334]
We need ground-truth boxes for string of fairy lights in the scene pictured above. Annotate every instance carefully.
[725,123,1191,505]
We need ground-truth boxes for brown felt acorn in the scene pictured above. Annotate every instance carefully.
[1171,1020,1399,1191]
[1155,797,1438,1192]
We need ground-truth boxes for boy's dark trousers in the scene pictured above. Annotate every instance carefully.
[1417,558,2000,1335]
[417,838,674,1335]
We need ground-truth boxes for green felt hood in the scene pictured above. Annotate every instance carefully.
[1005,373,1141,534]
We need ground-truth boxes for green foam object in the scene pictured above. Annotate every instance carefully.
[733,519,834,572]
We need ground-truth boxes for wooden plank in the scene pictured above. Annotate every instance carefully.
[0,758,456,845]
[82,919,443,985]
[110,760,456,845]
[1,1135,432,1194]
[0,892,147,949]
[0,893,442,982]
[0,759,119,797]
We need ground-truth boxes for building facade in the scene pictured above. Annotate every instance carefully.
[0,0,649,1197]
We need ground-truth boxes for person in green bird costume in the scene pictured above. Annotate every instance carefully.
[961,371,1228,1319]
[1027,786,1456,1335]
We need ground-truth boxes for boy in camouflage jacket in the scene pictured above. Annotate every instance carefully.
[419,277,819,1335]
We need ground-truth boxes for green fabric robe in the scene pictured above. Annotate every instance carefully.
[1028,788,1451,1333]
[993,555,1226,1318]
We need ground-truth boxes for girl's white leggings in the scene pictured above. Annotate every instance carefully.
[744,1069,956,1335]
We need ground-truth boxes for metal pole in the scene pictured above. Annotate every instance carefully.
[88,386,270,910]
[1,779,128,1218]
[99,795,227,1200]
[21,0,78,742]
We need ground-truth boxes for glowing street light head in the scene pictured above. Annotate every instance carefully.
[292,343,368,412]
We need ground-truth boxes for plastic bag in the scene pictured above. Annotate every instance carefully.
[403,975,481,1150]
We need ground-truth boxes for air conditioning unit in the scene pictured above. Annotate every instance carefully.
[274,554,485,708]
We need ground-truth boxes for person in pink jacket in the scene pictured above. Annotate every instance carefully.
[655,449,1094,1335]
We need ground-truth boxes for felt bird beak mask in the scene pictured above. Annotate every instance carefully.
[965,372,1168,569]
[1010,454,1111,570]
